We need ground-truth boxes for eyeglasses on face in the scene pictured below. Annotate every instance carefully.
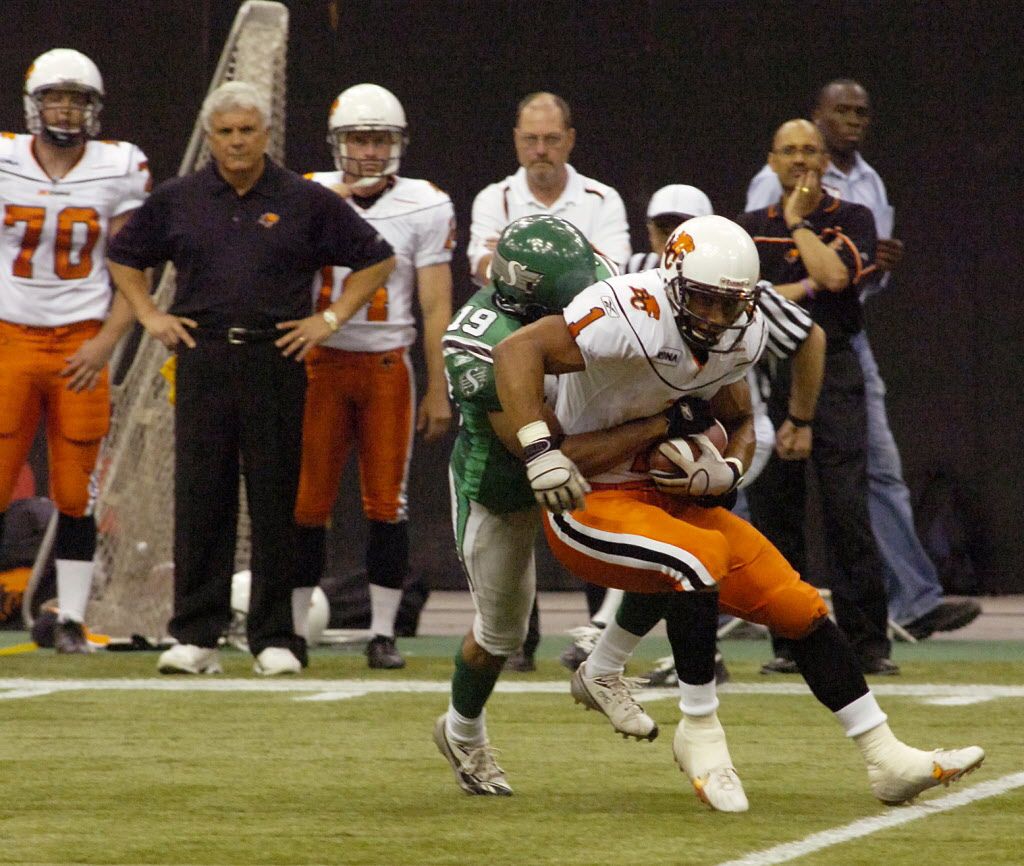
[517,133,566,148]
[773,145,823,158]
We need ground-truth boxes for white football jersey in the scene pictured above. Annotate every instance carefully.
[0,133,150,326]
[306,173,455,352]
[557,269,767,484]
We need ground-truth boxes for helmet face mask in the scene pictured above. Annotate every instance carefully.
[660,215,761,353]
[24,49,104,146]
[328,84,408,184]
[490,215,599,323]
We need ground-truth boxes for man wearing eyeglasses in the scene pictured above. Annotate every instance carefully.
[745,80,981,645]
[468,92,630,287]
[466,91,631,671]
[735,119,897,677]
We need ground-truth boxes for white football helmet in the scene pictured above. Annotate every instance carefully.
[660,214,761,352]
[328,83,408,183]
[24,48,104,145]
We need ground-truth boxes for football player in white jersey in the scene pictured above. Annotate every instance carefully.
[292,84,454,668]
[493,215,983,811]
[0,49,150,652]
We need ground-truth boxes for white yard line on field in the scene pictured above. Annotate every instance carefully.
[1,678,1024,701]
[715,771,1024,866]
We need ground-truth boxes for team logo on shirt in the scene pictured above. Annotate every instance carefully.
[258,212,280,228]
[629,287,661,320]
[458,367,488,397]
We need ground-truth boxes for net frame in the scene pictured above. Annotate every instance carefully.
[86,1,289,639]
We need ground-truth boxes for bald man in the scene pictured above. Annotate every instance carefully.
[736,119,896,676]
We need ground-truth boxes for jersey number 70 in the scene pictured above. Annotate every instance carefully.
[4,205,101,280]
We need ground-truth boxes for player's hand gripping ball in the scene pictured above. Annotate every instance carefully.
[648,420,742,497]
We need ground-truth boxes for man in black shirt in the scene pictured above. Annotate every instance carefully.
[108,82,395,676]
[736,118,895,675]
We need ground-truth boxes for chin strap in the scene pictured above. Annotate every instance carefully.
[41,126,86,148]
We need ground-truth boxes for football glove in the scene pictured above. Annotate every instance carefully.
[651,436,743,498]
[517,421,590,513]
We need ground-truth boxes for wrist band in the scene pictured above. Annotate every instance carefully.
[800,277,815,299]
[787,414,812,428]
[517,421,553,462]
[788,219,814,234]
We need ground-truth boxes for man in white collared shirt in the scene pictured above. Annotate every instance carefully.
[744,79,980,643]
[467,92,630,669]
[468,92,630,286]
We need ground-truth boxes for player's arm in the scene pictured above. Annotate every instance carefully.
[492,315,589,512]
[775,322,825,460]
[708,380,756,473]
[63,212,143,390]
[416,261,454,441]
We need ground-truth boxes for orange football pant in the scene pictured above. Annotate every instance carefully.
[0,319,108,515]
[294,345,414,526]
[543,484,829,639]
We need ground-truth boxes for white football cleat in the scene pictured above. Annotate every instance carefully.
[570,662,659,741]
[673,713,749,812]
[867,744,985,805]
[433,715,512,796]
[157,643,223,675]
[253,647,302,676]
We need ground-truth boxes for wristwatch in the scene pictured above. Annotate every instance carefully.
[322,309,340,332]
[788,219,815,234]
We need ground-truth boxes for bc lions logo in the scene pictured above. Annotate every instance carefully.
[258,212,280,228]
[662,230,695,269]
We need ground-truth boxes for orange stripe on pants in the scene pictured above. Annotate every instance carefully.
[542,485,828,638]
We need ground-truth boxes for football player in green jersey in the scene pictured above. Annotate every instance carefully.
[434,215,669,795]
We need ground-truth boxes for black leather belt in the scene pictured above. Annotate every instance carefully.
[193,326,280,345]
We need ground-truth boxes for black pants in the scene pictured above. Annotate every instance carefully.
[747,346,891,665]
[170,339,306,657]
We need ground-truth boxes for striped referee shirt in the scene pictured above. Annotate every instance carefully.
[623,256,813,361]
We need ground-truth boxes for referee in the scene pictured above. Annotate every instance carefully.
[108,82,394,676]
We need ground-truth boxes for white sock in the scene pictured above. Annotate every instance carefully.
[591,588,624,628]
[834,691,888,738]
[369,584,402,638]
[291,587,314,639]
[56,559,93,623]
[585,620,642,677]
[446,702,486,746]
[853,721,921,767]
[678,679,719,716]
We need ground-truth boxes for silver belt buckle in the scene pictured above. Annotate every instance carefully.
[227,327,246,345]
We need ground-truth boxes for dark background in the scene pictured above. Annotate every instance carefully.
[6,1,1022,594]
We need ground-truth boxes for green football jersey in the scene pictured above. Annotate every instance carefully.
[444,288,535,514]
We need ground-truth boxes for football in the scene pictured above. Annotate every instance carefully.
[648,420,729,475]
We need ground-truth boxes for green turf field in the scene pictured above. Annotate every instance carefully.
[1,634,1022,865]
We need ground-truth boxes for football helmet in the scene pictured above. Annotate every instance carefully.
[24,48,104,146]
[328,83,408,183]
[491,215,598,323]
[660,214,761,352]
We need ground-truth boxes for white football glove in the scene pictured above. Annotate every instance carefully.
[652,435,744,498]
[517,421,591,513]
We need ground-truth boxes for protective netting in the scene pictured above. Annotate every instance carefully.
[87,1,289,639]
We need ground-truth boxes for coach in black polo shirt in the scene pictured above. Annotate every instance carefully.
[736,118,895,676]
[108,82,394,677]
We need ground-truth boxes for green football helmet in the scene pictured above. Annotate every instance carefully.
[491,215,601,322]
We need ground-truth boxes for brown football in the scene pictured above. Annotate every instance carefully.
[648,420,729,475]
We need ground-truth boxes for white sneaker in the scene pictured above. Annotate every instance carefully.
[157,643,223,675]
[673,714,749,812]
[253,647,302,676]
[433,714,512,796]
[867,744,985,805]
[559,624,603,671]
[570,661,659,741]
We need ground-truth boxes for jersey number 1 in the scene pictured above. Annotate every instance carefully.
[4,205,101,280]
